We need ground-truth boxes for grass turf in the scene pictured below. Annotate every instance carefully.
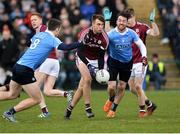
[0,90,180,133]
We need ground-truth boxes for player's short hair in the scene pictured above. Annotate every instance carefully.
[124,8,135,17]
[152,53,158,58]
[117,10,131,20]
[31,12,42,18]
[92,14,105,24]
[47,18,61,31]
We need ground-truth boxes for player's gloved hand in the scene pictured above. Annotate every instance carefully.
[149,8,156,22]
[103,7,112,21]
[142,56,148,66]
[87,63,98,77]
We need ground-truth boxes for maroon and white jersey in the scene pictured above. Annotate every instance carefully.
[79,27,109,60]
[40,25,58,59]
[131,22,150,63]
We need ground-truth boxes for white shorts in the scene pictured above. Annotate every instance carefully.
[130,63,147,78]
[76,56,98,68]
[36,58,60,78]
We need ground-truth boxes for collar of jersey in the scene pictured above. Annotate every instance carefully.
[115,27,128,35]
[45,30,55,37]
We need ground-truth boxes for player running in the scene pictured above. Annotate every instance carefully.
[103,9,147,118]
[0,18,84,122]
[125,8,159,117]
[30,13,73,118]
[64,14,109,119]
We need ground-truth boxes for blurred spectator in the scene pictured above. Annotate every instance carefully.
[146,53,166,90]
[59,7,69,20]
[49,0,66,18]
[80,0,96,21]
[95,0,107,14]
[55,50,67,89]
[67,0,82,26]
[0,29,19,85]
[107,0,128,27]
[63,52,80,89]
[73,19,90,40]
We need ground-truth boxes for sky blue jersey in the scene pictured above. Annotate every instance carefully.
[17,31,62,70]
[108,27,139,62]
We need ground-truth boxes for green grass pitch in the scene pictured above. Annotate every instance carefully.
[0,90,180,133]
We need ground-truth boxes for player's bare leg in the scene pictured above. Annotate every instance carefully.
[106,80,126,118]
[0,80,21,100]
[103,81,116,113]
[78,63,94,118]
[64,78,83,119]
[129,77,157,117]
[2,81,41,122]
[34,72,50,117]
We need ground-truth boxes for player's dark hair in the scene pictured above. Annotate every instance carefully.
[124,8,135,17]
[152,53,158,58]
[31,12,42,18]
[92,14,105,24]
[47,18,61,31]
[117,10,131,20]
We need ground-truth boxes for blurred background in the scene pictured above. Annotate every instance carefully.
[0,0,179,90]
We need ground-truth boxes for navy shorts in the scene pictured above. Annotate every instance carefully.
[107,57,133,82]
[12,64,36,85]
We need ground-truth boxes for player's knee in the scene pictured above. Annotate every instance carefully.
[43,90,51,96]
[83,77,92,85]
[33,96,41,104]
[8,92,19,99]
[117,84,126,91]
[135,83,141,91]
[108,84,116,91]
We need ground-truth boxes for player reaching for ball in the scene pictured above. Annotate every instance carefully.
[64,14,109,119]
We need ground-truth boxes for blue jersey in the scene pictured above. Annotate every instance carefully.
[17,31,62,70]
[108,27,139,62]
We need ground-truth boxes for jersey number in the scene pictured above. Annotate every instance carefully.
[30,39,40,49]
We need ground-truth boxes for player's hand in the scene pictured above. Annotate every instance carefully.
[149,8,156,22]
[142,56,148,66]
[87,63,98,77]
[103,7,112,21]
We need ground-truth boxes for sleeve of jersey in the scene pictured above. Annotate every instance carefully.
[134,39,147,57]
[131,30,139,42]
[144,24,150,34]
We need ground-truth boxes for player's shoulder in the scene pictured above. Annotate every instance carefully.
[40,25,47,32]
[127,28,137,34]
[136,21,150,28]
[108,28,116,36]
[80,27,90,35]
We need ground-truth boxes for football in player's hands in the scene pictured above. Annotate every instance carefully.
[142,56,148,66]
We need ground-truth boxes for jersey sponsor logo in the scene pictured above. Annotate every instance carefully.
[115,43,131,50]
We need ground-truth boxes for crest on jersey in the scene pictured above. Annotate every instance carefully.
[98,40,102,44]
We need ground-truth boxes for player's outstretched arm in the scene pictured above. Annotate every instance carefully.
[148,9,160,36]
[57,42,83,50]
[103,7,112,32]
